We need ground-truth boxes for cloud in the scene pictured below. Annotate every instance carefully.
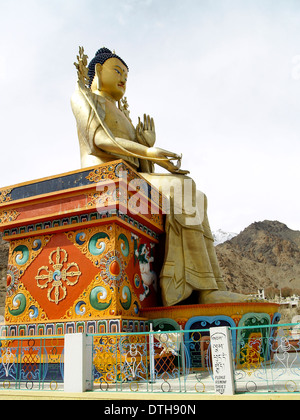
[122,0,153,10]
[0,56,6,81]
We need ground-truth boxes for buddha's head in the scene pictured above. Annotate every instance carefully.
[88,47,129,101]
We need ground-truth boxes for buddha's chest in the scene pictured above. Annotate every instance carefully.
[104,101,136,141]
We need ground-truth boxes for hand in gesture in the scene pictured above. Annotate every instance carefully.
[136,114,189,174]
[146,147,190,175]
[136,114,156,147]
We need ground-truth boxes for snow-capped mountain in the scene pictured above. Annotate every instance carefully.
[213,229,238,246]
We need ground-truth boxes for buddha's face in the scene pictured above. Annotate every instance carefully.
[95,57,128,101]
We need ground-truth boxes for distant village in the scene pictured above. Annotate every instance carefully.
[249,289,300,309]
[253,289,300,309]
[250,289,300,325]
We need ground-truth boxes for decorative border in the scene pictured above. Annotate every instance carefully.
[85,189,164,228]
[0,189,12,204]
[3,209,160,240]
[0,318,148,336]
[1,311,281,338]
[0,210,20,224]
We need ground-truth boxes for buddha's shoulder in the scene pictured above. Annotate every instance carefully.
[71,85,106,118]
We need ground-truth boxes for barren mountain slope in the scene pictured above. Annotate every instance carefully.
[216,220,300,295]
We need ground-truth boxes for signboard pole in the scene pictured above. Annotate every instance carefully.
[210,326,235,396]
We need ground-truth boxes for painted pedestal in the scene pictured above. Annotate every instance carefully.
[0,159,282,385]
[141,302,281,370]
[0,160,165,336]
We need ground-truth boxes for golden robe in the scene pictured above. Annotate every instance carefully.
[71,83,226,306]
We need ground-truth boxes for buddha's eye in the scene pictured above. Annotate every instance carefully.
[114,69,121,75]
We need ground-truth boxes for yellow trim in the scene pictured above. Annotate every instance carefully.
[141,302,280,320]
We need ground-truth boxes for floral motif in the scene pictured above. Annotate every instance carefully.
[0,188,12,204]
[0,210,20,224]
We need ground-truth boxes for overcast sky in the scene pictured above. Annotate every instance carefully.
[0,0,299,234]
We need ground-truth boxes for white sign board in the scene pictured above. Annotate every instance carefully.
[210,327,235,396]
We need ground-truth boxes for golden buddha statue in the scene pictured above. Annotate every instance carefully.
[71,47,247,306]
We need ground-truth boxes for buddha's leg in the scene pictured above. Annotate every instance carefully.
[142,173,253,305]
[142,173,221,305]
[195,194,256,303]
[197,191,227,291]
[198,290,251,303]
[195,194,254,303]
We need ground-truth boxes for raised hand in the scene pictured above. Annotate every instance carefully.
[136,114,189,174]
[136,114,156,147]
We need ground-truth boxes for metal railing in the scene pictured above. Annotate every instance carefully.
[88,322,300,395]
[233,323,300,394]
[88,329,206,394]
[1,322,300,395]
[0,336,64,391]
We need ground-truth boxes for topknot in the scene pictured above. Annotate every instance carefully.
[95,47,112,55]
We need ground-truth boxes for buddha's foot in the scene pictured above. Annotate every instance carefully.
[198,290,263,304]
